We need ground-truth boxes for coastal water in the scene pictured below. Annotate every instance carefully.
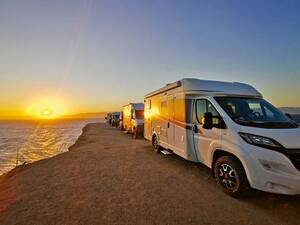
[0,119,103,175]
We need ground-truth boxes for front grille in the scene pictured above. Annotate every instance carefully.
[283,149,300,171]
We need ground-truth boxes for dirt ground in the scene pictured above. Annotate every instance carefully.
[0,123,299,225]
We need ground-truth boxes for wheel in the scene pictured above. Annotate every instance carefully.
[214,156,250,197]
[152,135,161,153]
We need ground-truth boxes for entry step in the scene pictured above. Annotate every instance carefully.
[161,150,172,155]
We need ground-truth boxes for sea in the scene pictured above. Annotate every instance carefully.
[0,118,104,176]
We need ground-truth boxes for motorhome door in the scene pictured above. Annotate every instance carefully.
[159,96,169,145]
[167,95,175,146]
[193,99,222,164]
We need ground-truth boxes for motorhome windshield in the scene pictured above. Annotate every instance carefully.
[135,110,144,119]
[215,97,299,129]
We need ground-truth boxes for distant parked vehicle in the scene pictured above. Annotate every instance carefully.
[111,112,120,128]
[122,103,144,138]
[105,113,112,125]
[144,78,300,197]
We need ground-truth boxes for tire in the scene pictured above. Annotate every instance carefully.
[214,156,250,198]
[152,135,161,153]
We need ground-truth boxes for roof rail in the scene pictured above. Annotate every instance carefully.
[145,81,182,98]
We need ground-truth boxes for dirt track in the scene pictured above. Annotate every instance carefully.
[0,123,299,225]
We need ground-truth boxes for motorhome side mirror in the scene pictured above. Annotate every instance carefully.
[203,112,213,129]
[203,113,226,129]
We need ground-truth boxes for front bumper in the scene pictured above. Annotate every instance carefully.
[242,145,300,195]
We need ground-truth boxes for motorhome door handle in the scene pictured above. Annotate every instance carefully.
[167,122,170,128]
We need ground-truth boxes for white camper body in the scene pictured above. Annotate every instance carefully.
[122,103,144,138]
[144,78,300,196]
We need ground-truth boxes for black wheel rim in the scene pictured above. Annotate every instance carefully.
[217,164,238,191]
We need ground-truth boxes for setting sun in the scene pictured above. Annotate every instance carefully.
[27,98,68,120]
[41,108,53,117]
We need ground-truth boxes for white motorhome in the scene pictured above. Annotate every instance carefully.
[122,103,144,138]
[144,78,300,196]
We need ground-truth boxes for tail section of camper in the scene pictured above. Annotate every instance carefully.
[122,103,144,138]
[144,82,198,161]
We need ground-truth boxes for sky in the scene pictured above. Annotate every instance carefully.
[0,0,299,118]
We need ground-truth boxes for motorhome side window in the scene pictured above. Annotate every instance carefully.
[207,102,220,117]
[196,100,206,124]
[196,99,220,124]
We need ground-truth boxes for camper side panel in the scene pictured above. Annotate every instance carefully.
[122,104,132,132]
[144,92,198,162]
[144,99,152,141]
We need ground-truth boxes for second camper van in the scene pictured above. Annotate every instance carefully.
[144,78,300,197]
[122,103,144,138]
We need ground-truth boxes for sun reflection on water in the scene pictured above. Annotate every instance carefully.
[0,119,102,175]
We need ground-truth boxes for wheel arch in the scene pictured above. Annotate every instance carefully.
[211,149,247,179]
[152,132,158,142]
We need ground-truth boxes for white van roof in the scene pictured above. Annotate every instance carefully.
[145,78,262,98]
[123,103,144,110]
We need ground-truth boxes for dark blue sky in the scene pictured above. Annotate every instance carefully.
[0,0,299,116]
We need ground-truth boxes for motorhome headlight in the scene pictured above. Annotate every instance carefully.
[239,132,283,150]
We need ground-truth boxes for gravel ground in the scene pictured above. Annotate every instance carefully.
[0,123,299,225]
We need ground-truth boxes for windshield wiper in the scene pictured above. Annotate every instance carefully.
[234,118,258,125]
[245,121,297,128]
[234,119,299,128]
[262,122,299,128]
